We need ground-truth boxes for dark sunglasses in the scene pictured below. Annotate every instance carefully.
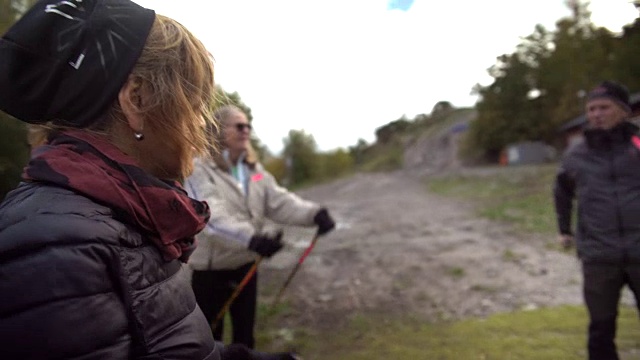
[233,123,252,132]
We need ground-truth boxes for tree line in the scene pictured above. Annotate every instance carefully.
[2,0,639,197]
[265,1,640,183]
[0,0,34,199]
[467,1,640,161]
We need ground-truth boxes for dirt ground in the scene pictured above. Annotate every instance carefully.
[260,169,633,329]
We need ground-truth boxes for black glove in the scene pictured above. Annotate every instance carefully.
[314,208,335,236]
[221,343,300,360]
[248,231,284,258]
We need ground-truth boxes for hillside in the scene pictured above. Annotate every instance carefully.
[402,107,477,174]
[353,107,477,174]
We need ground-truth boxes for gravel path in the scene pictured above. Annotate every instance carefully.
[260,170,632,328]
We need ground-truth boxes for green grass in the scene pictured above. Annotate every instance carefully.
[358,142,404,172]
[258,306,640,359]
[427,164,558,235]
[446,266,466,278]
[502,248,524,262]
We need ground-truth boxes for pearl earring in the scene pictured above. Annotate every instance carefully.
[134,132,144,141]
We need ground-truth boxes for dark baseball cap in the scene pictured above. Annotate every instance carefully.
[587,80,631,112]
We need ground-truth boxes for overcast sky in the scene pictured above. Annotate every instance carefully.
[133,0,638,154]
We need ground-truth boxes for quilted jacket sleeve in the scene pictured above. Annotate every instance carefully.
[553,153,576,235]
[0,184,220,360]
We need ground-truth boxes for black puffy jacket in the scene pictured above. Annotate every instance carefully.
[0,183,221,359]
[554,121,640,263]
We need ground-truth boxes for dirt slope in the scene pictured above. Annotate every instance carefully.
[259,170,621,329]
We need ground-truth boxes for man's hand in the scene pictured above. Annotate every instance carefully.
[558,234,574,250]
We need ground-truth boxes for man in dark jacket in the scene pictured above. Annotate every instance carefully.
[554,80,640,360]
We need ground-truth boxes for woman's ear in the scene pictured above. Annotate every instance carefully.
[118,75,145,132]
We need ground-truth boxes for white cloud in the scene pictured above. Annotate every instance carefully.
[133,0,637,153]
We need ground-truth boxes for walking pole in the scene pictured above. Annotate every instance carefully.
[212,257,263,332]
[271,233,320,308]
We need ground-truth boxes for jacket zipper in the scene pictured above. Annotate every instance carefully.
[610,149,623,239]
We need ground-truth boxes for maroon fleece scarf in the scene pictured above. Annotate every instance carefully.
[23,130,210,262]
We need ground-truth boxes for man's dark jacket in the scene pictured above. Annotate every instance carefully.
[554,121,640,263]
[0,183,220,359]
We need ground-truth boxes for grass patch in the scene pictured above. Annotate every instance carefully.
[502,248,526,263]
[253,299,309,352]
[259,305,639,359]
[446,266,466,278]
[357,142,404,172]
[427,164,558,234]
[470,284,500,293]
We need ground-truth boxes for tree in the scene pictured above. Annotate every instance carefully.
[431,101,454,118]
[282,130,318,186]
[467,0,619,160]
[535,3,616,128]
[0,0,37,200]
[212,86,253,121]
[349,138,369,165]
[212,85,272,160]
[318,149,354,180]
[263,156,287,185]
[612,17,640,92]
[469,53,538,160]
[374,116,411,144]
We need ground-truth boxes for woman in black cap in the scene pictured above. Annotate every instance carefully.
[0,1,296,359]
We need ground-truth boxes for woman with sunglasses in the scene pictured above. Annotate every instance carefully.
[0,1,300,359]
[186,104,336,349]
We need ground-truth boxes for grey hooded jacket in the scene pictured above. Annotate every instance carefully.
[554,121,640,263]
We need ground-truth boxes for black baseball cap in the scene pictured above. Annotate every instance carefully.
[587,80,631,112]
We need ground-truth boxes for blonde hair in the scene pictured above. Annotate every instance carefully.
[103,15,218,179]
[27,124,52,149]
[212,104,257,168]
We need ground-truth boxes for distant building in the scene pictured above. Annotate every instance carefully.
[499,141,556,166]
